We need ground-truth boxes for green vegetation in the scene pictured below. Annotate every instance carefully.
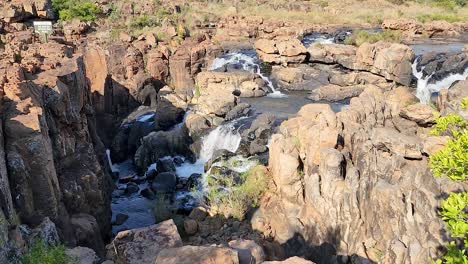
[129,15,161,29]
[20,240,70,264]
[429,129,467,181]
[344,30,402,46]
[429,111,468,263]
[430,113,467,136]
[439,192,468,240]
[461,98,468,110]
[205,164,268,220]
[52,0,99,22]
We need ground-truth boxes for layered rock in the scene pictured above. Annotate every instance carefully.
[110,219,183,264]
[169,36,222,100]
[0,0,55,23]
[382,18,468,38]
[308,42,414,86]
[0,39,112,254]
[252,86,460,263]
[155,245,239,264]
[255,39,307,65]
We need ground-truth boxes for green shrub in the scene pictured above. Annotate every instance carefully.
[461,98,468,110]
[429,129,467,181]
[129,15,161,29]
[205,164,268,220]
[430,113,467,136]
[344,30,402,46]
[433,241,468,264]
[20,240,69,264]
[439,192,468,240]
[52,0,99,22]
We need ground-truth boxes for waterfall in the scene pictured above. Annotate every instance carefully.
[199,123,242,161]
[209,51,286,98]
[106,149,118,172]
[175,121,242,179]
[412,58,468,104]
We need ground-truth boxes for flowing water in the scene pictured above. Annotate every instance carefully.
[412,57,468,103]
[209,50,286,98]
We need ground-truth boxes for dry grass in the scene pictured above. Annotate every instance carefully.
[188,0,468,25]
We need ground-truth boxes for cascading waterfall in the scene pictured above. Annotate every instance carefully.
[175,121,242,179]
[412,57,468,103]
[209,51,286,98]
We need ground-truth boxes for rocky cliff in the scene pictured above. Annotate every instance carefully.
[251,86,464,263]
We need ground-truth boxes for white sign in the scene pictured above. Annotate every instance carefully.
[33,21,53,34]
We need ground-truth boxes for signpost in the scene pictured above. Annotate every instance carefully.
[33,21,53,43]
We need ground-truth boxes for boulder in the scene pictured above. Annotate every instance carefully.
[184,219,198,235]
[262,256,315,264]
[355,42,414,86]
[111,219,183,264]
[66,247,99,264]
[372,128,423,159]
[155,245,239,264]
[228,239,265,264]
[151,172,177,193]
[399,103,435,126]
[308,84,366,102]
[255,39,307,65]
[189,207,208,221]
[70,214,106,257]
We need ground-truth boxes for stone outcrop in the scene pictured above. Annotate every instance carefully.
[0,35,112,255]
[0,0,55,22]
[255,39,307,65]
[308,42,414,86]
[155,245,240,264]
[110,219,183,264]
[196,71,268,99]
[169,36,222,100]
[252,86,460,263]
[382,18,468,38]
[308,84,366,102]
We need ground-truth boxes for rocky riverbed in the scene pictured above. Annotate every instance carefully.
[0,1,467,264]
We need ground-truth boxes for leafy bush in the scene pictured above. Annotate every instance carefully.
[344,30,402,46]
[205,164,268,220]
[20,240,69,264]
[52,0,99,21]
[129,15,161,29]
[439,192,468,240]
[429,129,467,181]
[429,112,468,263]
[430,113,467,136]
[433,241,468,264]
[461,98,468,110]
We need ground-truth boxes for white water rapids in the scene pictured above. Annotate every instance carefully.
[175,121,242,179]
[209,52,286,98]
[412,58,468,104]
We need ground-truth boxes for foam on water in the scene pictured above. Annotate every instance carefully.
[175,120,242,179]
[412,58,468,103]
[209,52,287,98]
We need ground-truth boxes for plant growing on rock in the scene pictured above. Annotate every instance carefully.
[344,30,402,46]
[430,113,468,136]
[204,163,269,220]
[430,112,468,263]
[429,129,467,181]
[19,240,70,264]
[439,192,468,241]
[52,0,100,22]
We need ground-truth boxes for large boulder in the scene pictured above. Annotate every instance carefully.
[111,219,183,264]
[307,42,414,86]
[355,42,415,86]
[308,84,366,102]
[255,39,307,65]
[155,245,239,264]
[229,239,265,264]
[263,257,316,264]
